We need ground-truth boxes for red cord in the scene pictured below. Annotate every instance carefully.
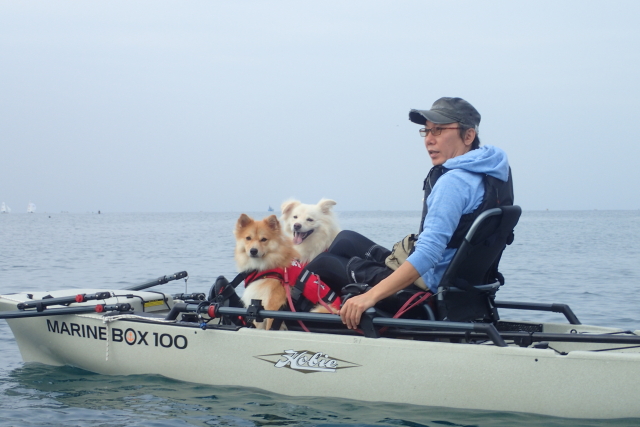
[393,291,433,319]
[314,274,335,313]
[378,291,434,335]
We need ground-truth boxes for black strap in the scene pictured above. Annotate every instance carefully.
[229,272,248,288]
[419,165,449,234]
[290,270,309,301]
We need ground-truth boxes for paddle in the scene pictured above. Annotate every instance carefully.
[11,271,188,311]
[0,303,132,319]
[122,271,188,291]
[17,292,112,311]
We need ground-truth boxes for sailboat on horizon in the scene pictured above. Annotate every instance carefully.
[1,202,10,213]
[27,202,36,213]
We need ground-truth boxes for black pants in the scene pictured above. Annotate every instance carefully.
[298,230,394,295]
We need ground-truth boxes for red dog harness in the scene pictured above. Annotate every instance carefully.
[244,260,341,311]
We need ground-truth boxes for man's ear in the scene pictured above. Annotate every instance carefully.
[464,128,476,146]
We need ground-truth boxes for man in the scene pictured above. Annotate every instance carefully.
[338,97,513,328]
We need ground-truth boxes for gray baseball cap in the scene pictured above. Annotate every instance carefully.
[409,97,481,127]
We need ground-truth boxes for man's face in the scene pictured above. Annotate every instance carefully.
[423,120,472,166]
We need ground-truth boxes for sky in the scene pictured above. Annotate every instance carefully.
[1,0,640,213]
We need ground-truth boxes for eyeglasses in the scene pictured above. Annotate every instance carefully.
[419,126,459,137]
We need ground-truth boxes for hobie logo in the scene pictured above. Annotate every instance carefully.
[255,350,360,373]
[275,350,337,372]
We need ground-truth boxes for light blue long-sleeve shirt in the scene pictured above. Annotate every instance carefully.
[406,145,510,293]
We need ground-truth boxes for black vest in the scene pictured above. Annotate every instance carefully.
[419,165,514,249]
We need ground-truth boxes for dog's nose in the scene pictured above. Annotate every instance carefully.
[293,223,301,230]
[250,248,258,256]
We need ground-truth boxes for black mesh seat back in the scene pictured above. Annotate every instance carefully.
[437,206,522,322]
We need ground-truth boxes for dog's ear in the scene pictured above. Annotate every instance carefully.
[236,213,253,230]
[317,198,337,214]
[280,200,300,218]
[265,215,280,231]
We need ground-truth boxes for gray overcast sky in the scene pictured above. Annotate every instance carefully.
[1,1,639,213]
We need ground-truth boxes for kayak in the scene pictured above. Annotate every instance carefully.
[2,273,640,420]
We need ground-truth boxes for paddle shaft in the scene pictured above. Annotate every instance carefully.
[0,303,132,319]
[17,292,112,311]
[12,271,186,311]
[122,271,188,291]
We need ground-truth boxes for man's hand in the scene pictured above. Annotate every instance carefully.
[339,292,377,330]
[338,262,422,329]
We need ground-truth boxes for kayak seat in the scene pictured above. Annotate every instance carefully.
[436,205,522,323]
[208,275,245,326]
[208,276,244,308]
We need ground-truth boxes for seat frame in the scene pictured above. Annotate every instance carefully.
[436,205,522,323]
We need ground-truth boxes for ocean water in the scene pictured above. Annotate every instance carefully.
[1,210,640,426]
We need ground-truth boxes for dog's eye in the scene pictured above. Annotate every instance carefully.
[245,236,251,241]
[260,237,267,242]
[306,218,314,222]
[293,216,297,219]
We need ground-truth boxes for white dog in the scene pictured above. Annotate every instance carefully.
[280,198,340,264]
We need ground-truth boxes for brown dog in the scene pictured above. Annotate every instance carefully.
[235,214,299,329]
